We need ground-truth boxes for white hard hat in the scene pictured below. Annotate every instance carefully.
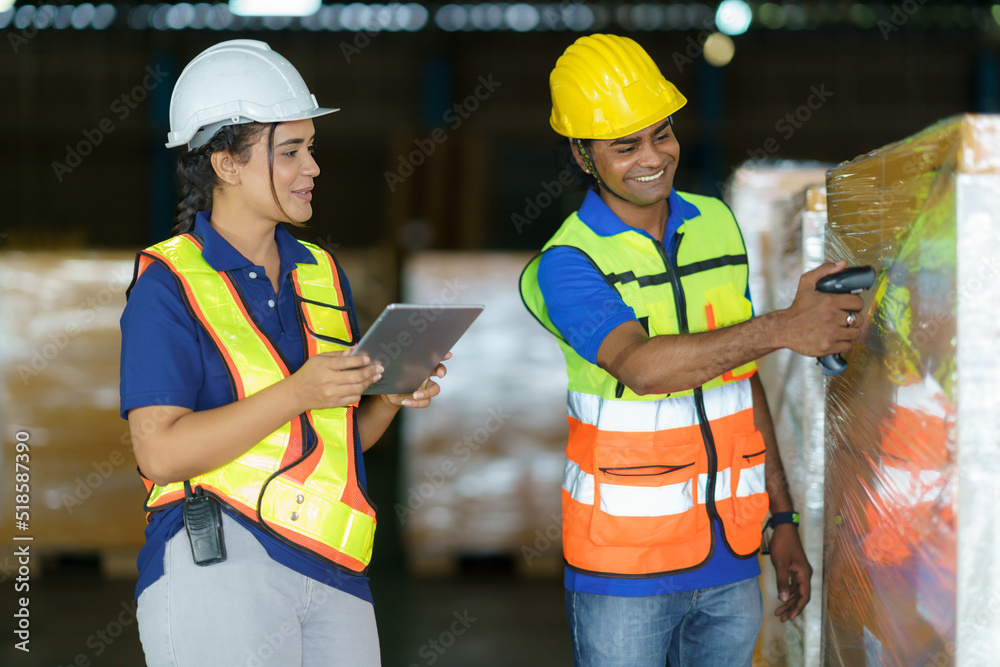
[166,39,337,150]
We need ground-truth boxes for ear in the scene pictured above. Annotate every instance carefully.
[568,138,590,174]
[210,150,241,186]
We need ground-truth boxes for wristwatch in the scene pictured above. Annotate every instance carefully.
[767,511,800,528]
[761,511,799,554]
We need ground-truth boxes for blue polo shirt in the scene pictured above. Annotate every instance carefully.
[537,189,760,597]
[120,211,372,604]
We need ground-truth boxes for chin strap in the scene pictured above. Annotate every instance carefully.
[573,138,631,203]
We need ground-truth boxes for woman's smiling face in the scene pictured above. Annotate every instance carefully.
[237,119,320,225]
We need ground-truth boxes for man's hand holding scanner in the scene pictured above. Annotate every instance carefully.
[778,260,865,358]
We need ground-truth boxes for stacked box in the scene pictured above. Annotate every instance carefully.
[0,251,143,562]
[823,115,1000,666]
[399,253,567,573]
[726,160,831,313]
[727,163,831,667]
[754,186,829,667]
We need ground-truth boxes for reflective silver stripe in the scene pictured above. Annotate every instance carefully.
[599,480,695,517]
[736,463,766,498]
[698,469,731,502]
[698,464,766,503]
[564,459,695,517]
[563,458,594,505]
[567,379,753,432]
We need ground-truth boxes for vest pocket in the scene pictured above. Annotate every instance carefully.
[296,295,353,346]
[590,442,705,546]
[730,430,769,528]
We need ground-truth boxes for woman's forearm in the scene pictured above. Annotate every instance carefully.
[356,395,401,452]
[130,377,304,486]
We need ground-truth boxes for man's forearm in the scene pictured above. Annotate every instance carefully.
[751,374,795,513]
[605,312,786,395]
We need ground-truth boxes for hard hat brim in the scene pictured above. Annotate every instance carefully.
[165,107,339,150]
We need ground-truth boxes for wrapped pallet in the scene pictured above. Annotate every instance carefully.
[823,115,1000,666]
[0,251,143,574]
[399,253,567,574]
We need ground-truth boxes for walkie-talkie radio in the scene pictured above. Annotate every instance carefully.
[183,482,227,566]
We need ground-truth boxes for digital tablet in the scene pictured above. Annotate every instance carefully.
[349,303,484,395]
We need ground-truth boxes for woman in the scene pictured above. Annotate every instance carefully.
[120,40,443,665]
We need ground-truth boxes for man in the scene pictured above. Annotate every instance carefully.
[519,34,863,666]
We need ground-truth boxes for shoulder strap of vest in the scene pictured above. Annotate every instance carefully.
[520,244,623,342]
[127,232,205,300]
[292,242,357,348]
[673,195,750,279]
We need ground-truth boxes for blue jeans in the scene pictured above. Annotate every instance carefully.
[565,577,762,667]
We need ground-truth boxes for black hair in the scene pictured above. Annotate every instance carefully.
[560,138,598,193]
[172,122,294,236]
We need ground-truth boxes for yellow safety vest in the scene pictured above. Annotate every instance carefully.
[520,192,768,576]
[129,233,376,574]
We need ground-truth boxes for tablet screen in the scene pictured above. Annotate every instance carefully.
[349,303,484,395]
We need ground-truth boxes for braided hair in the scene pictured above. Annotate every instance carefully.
[172,122,293,236]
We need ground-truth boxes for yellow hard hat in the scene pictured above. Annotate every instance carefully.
[549,34,687,140]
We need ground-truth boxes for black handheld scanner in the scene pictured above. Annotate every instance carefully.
[815,265,876,377]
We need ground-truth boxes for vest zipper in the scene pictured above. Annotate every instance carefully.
[652,236,723,527]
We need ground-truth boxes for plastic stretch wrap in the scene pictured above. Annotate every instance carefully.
[400,253,567,572]
[823,115,1000,666]
[755,186,829,667]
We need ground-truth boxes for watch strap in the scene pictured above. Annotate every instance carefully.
[768,511,799,527]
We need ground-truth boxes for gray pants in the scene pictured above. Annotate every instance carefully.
[137,511,381,667]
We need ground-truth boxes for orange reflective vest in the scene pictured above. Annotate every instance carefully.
[520,192,768,577]
[862,376,953,566]
[127,232,377,574]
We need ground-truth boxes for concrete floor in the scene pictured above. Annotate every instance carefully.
[0,558,571,667]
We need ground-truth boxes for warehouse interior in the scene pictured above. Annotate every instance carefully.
[2,2,1000,665]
